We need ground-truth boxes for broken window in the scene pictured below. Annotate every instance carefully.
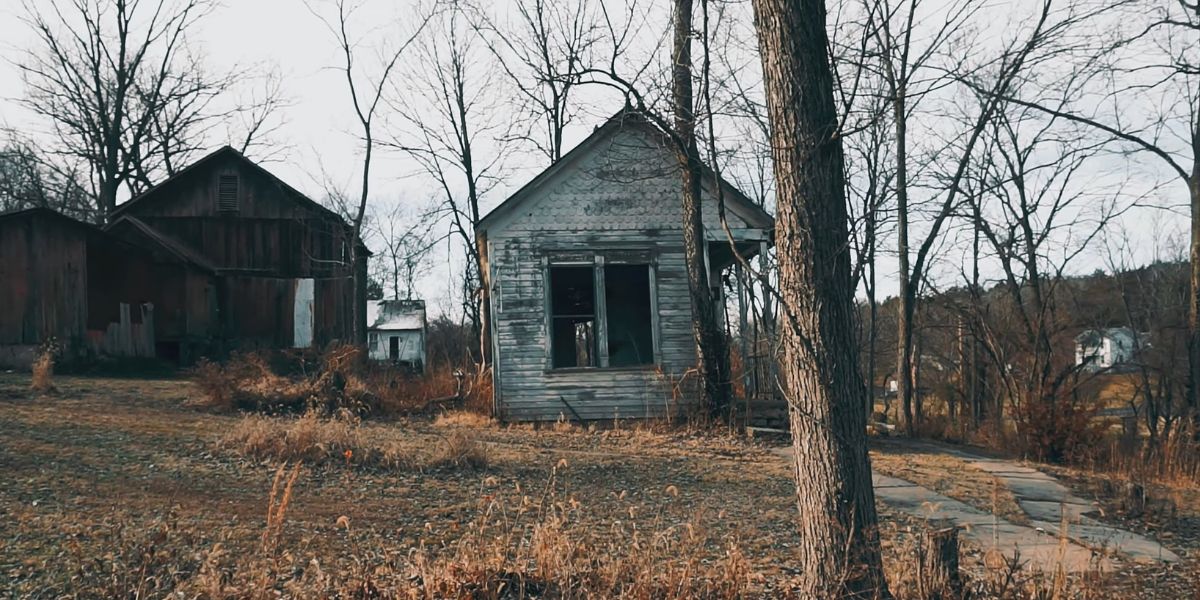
[604,265,654,367]
[548,261,656,369]
[549,266,596,368]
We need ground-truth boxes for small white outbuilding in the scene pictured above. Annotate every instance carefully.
[366,299,426,371]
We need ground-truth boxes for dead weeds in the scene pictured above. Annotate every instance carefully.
[2,373,1196,598]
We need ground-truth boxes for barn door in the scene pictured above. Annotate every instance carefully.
[293,278,314,348]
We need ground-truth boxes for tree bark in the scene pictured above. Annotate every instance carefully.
[673,0,732,417]
[1188,116,1200,436]
[894,89,916,437]
[750,0,889,595]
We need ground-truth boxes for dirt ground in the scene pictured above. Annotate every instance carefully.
[1,373,1196,598]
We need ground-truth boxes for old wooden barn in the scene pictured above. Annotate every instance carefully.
[0,147,366,368]
[0,207,180,367]
[477,110,774,421]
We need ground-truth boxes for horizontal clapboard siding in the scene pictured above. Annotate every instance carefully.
[485,124,744,421]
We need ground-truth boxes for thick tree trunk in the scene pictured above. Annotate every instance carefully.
[673,0,732,417]
[750,0,889,595]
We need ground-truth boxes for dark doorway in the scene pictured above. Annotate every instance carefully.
[389,336,400,361]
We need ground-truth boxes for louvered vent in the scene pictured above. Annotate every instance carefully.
[217,175,239,212]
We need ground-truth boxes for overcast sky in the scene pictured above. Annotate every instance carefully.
[1,0,1191,319]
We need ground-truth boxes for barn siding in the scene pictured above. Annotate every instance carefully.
[0,213,88,350]
[485,125,752,421]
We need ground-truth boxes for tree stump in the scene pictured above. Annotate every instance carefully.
[1123,481,1146,519]
[919,526,963,600]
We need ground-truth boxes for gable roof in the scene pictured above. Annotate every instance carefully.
[367,299,426,331]
[476,108,774,234]
[110,146,344,224]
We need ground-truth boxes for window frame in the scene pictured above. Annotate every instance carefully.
[543,251,660,372]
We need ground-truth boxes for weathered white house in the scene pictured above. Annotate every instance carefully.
[1075,327,1140,371]
[477,110,774,421]
[366,299,426,371]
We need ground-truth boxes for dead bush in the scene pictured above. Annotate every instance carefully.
[219,410,496,473]
[218,409,410,470]
[29,350,55,394]
[190,344,382,416]
[1013,392,1106,464]
[190,346,496,422]
[427,430,489,470]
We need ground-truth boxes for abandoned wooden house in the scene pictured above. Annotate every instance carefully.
[366,299,427,371]
[477,110,774,421]
[0,147,366,368]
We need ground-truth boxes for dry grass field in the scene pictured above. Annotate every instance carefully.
[1,373,1197,598]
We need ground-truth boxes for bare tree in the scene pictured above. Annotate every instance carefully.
[749,0,888,594]
[1105,228,1189,456]
[17,0,216,216]
[977,0,1200,432]
[372,200,442,300]
[865,0,982,435]
[672,0,734,416]
[476,0,600,164]
[16,0,286,217]
[961,79,1136,461]
[387,2,510,359]
[308,0,430,345]
[0,132,94,220]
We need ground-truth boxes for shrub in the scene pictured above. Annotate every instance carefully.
[189,345,494,421]
[29,350,55,394]
[190,344,383,416]
[1013,391,1106,464]
[427,429,489,470]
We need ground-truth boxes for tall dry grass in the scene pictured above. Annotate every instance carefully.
[55,461,1145,599]
[181,463,755,599]
[218,409,490,472]
[29,350,55,394]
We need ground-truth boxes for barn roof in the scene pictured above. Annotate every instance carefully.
[108,147,370,253]
[105,215,219,273]
[476,108,774,234]
[0,206,102,233]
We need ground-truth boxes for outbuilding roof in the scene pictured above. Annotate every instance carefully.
[367,300,426,331]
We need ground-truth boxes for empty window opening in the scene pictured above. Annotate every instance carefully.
[550,266,596,368]
[217,175,239,212]
[604,265,654,367]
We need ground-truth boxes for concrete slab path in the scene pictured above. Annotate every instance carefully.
[774,445,1180,572]
[935,446,1179,564]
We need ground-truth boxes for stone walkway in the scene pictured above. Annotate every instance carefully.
[775,446,1179,573]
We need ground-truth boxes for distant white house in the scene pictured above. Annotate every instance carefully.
[1075,327,1141,371]
[366,299,426,371]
